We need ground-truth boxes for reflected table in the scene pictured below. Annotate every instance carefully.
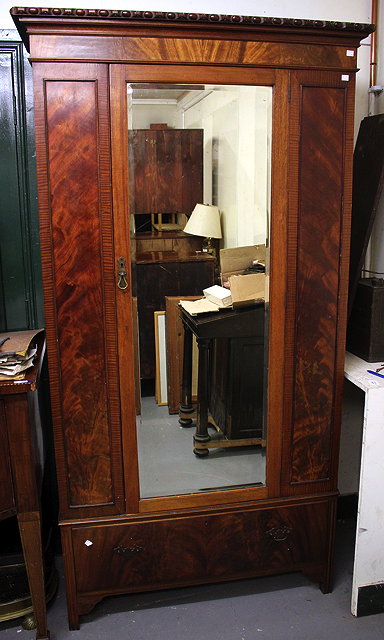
[178,305,266,456]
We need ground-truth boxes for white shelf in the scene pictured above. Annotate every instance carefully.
[344,352,384,615]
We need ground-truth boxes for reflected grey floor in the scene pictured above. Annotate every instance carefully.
[137,396,266,498]
[2,519,384,639]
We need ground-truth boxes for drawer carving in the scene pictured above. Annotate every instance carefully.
[113,544,144,557]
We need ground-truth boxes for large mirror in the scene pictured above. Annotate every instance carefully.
[127,83,272,499]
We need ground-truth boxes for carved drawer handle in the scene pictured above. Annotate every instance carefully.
[113,544,144,557]
[266,525,292,542]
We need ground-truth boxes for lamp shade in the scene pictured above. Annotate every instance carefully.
[183,203,222,239]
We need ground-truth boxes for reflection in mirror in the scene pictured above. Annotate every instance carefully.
[127,83,272,498]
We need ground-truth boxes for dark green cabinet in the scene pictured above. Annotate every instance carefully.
[0,31,42,331]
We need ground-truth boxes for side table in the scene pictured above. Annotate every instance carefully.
[0,331,50,639]
[179,305,265,456]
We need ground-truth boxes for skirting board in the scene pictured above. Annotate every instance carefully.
[356,583,384,617]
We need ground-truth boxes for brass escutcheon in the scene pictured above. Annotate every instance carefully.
[117,256,128,290]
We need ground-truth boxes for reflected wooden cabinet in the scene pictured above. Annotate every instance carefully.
[137,251,215,380]
[129,128,203,217]
[11,7,373,631]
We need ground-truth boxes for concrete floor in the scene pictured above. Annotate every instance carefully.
[1,518,383,639]
[137,397,266,498]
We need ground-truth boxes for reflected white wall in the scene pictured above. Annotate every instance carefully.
[183,86,271,249]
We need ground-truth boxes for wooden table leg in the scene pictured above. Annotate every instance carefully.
[4,391,51,640]
[179,323,194,426]
[193,337,211,457]
[18,513,50,640]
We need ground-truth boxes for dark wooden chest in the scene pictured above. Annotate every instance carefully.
[347,277,384,362]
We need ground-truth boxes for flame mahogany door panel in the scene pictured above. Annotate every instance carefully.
[32,63,127,520]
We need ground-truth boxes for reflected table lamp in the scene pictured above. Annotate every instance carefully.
[183,203,222,255]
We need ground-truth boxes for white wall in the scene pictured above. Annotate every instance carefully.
[367,1,384,275]
[129,103,180,130]
[183,86,271,249]
[373,0,384,113]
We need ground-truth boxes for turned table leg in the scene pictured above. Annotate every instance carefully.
[193,337,211,457]
[179,323,195,426]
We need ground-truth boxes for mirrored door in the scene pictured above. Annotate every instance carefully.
[127,82,272,499]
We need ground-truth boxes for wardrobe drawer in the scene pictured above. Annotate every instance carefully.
[69,500,332,594]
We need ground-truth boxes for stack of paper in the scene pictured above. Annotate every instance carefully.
[203,285,232,308]
[179,298,221,315]
[0,329,43,379]
[0,346,37,377]
[180,285,234,316]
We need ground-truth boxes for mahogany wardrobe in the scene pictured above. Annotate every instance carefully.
[12,6,373,630]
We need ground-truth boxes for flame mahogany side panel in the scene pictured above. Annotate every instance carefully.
[281,71,354,494]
